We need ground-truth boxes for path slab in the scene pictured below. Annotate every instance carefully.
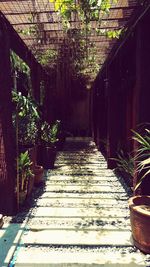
[15,246,148,267]
[45,184,125,193]
[35,196,128,207]
[21,228,132,246]
[30,206,129,218]
[27,217,130,230]
[39,191,129,199]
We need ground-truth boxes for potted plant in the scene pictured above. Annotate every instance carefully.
[38,120,60,169]
[12,90,40,161]
[18,150,34,204]
[12,91,44,185]
[129,128,150,254]
[55,120,66,151]
[111,149,134,188]
[12,91,40,143]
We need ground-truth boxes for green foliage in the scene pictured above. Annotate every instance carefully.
[111,128,150,192]
[61,29,99,79]
[96,28,123,39]
[50,0,118,31]
[12,90,40,146]
[41,120,61,145]
[132,129,150,191]
[112,150,134,177]
[48,0,120,82]
[17,15,40,39]
[12,91,39,118]
[36,49,58,68]
[10,50,30,75]
[18,150,33,191]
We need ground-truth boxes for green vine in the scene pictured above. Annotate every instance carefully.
[36,49,58,68]
[50,0,118,31]
[10,50,30,75]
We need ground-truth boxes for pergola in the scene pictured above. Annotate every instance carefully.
[0,0,140,80]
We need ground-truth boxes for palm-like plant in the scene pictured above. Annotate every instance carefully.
[41,120,60,145]
[132,129,150,191]
[18,150,33,192]
[12,90,40,146]
[113,149,134,177]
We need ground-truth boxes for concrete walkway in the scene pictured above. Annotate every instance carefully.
[1,138,150,266]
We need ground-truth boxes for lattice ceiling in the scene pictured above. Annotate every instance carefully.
[0,0,140,78]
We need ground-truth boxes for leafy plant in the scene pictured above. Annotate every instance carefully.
[50,0,118,29]
[36,49,58,68]
[41,120,60,145]
[18,151,33,192]
[10,50,30,75]
[132,129,150,191]
[12,90,40,146]
[112,149,134,178]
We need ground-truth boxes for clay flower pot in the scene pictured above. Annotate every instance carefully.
[19,190,27,205]
[37,145,57,169]
[129,195,150,254]
[34,165,44,185]
[27,175,35,197]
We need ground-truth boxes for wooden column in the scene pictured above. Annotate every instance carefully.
[0,22,16,214]
[30,61,41,102]
[92,85,98,143]
[107,56,125,168]
[97,78,108,154]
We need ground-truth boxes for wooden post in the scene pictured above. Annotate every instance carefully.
[107,57,124,169]
[0,21,16,215]
[30,61,41,102]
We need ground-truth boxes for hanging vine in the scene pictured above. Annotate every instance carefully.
[48,0,122,83]
[49,0,119,33]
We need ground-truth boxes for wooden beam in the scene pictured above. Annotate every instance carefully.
[4,6,136,16]
[11,17,128,26]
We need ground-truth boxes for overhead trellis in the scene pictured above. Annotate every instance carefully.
[0,0,140,82]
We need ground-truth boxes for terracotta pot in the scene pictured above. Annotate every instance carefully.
[28,146,37,171]
[34,165,44,185]
[37,145,57,169]
[27,175,35,197]
[56,132,66,151]
[129,195,150,254]
[19,190,27,205]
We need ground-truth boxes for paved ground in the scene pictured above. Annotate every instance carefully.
[1,138,150,266]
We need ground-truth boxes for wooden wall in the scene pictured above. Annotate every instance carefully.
[92,6,150,192]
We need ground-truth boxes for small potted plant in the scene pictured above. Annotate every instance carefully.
[111,149,134,188]
[12,90,40,162]
[129,128,150,254]
[55,120,66,151]
[38,120,60,169]
[18,150,34,204]
[12,91,44,185]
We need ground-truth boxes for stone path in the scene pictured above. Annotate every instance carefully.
[6,138,150,266]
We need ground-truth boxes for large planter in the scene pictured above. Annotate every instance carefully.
[27,175,35,197]
[34,165,44,185]
[37,145,57,169]
[19,190,27,205]
[28,146,37,171]
[56,132,66,151]
[129,195,150,254]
